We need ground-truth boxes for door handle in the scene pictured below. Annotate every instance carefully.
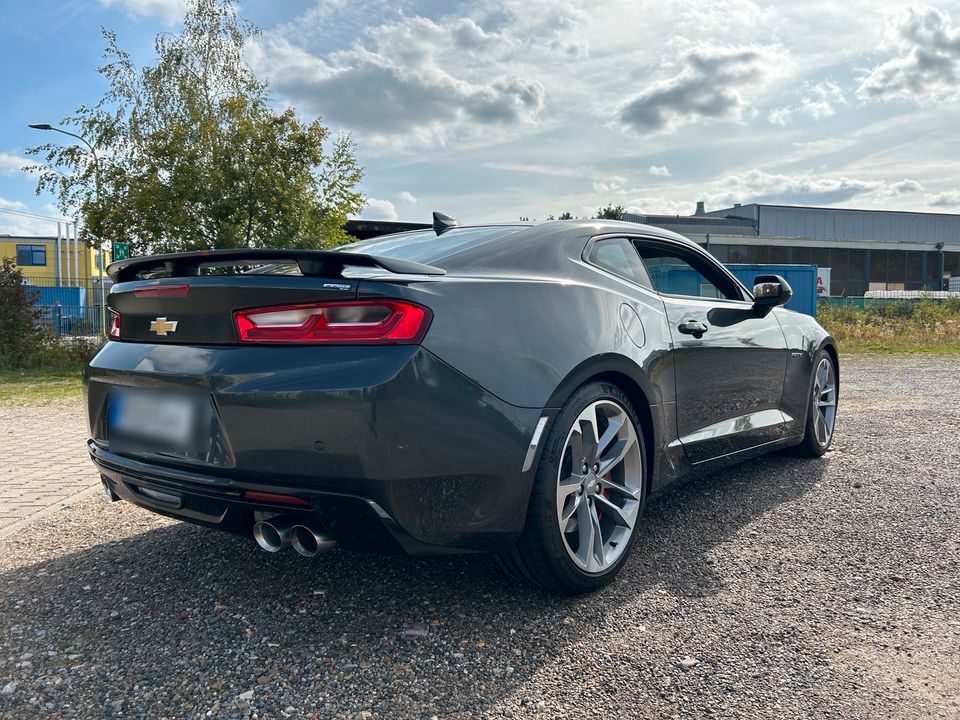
[678,320,708,338]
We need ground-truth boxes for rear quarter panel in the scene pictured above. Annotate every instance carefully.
[360,272,682,490]
[774,307,837,437]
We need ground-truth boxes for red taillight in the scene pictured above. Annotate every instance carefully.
[234,300,432,345]
[109,310,122,339]
[133,284,190,298]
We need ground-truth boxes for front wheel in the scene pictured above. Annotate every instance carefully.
[500,382,647,594]
[791,349,838,458]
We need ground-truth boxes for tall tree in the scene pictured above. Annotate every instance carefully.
[595,204,625,221]
[558,211,574,220]
[28,0,364,254]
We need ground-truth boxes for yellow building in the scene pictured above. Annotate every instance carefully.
[0,234,101,288]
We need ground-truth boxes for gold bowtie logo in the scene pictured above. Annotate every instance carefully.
[149,317,179,335]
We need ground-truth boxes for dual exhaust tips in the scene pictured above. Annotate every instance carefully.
[252,518,336,557]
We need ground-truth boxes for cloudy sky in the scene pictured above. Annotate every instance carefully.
[3,0,960,234]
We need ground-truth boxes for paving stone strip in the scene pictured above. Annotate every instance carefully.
[0,401,98,536]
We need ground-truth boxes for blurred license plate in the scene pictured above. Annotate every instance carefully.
[108,388,197,448]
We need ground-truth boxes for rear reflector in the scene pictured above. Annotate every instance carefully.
[133,284,190,298]
[109,310,122,339]
[242,490,310,507]
[234,299,432,345]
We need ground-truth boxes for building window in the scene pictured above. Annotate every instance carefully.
[707,244,728,262]
[769,245,788,264]
[15,244,47,267]
[906,252,923,283]
[869,250,888,282]
[944,252,960,277]
[811,247,831,270]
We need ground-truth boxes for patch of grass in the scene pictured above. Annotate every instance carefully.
[0,366,85,405]
[818,298,960,355]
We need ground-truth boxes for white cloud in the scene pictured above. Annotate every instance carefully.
[0,198,63,236]
[0,152,29,174]
[397,191,418,204]
[0,198,28,211]
[857,5,960,103]
[625,197,692,215]
[927,189,960,207]
[705,169,925,206]
[99,0,185,24]
[363,197,398,221]
[768,80,846,124]
[648,165,671,177]
[800,80,847,119]
[249,16,544,147]
[884,179,924,196]
[617,44,783,134]
[592,177,627,194]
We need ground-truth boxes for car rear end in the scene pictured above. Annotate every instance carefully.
[87,248,542,555]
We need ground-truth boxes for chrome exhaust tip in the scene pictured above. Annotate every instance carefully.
[252,520,291,553]
[290,525,337,558]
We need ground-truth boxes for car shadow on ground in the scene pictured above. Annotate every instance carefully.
[0,452,829,717]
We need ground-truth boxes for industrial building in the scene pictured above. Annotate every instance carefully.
[624,203,960,297]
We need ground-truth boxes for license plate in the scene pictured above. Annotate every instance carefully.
[108,388,199,450]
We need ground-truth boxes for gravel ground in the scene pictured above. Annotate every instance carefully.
[0,355,958,719]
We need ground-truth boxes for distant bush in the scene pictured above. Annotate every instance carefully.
[0,257,101,370]
[0,258,44,368]
[817,298,960,352]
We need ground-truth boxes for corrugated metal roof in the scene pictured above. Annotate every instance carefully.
[707,204,960,247]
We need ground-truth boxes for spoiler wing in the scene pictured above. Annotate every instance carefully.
[107,248,446,283]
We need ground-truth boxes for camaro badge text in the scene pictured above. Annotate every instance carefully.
[150,317,179,336]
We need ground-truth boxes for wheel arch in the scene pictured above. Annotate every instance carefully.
[821,340,840,388]
[545,354,658,495]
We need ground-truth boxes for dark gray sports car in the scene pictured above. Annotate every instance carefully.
[87,216,838,594]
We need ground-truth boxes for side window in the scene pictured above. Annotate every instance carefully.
[635,245,742,300]
[587,238,652,288]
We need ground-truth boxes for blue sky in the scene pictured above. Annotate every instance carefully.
[3,0,960,236]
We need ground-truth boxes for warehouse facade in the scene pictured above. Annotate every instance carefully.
[624,203,960,297]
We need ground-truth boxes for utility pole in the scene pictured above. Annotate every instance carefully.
[29,123,107,336]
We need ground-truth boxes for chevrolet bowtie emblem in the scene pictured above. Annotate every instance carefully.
[149,317,179,336]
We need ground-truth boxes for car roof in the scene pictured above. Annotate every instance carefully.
[340,220,701,271]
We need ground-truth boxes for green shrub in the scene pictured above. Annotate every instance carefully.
[0,257,102,370]
[0,258,46,369]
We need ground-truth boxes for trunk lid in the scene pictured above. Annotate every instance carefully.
[107,248,444,344]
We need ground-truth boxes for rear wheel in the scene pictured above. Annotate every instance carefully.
[791,350,838,457]
[500,382,647,594]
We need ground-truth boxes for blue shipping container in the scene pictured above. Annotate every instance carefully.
[723,264,818,318]
[26,285,87,313]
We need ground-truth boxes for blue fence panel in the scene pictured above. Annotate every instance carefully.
[26,285,87,311]
[724,264,818,317]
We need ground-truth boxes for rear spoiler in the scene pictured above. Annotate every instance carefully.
[107,248,446,283]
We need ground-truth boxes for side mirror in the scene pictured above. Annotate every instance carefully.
[752,274,792,313]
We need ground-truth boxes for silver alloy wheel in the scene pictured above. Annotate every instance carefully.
[812,357,837,447]
[556,399,643,574]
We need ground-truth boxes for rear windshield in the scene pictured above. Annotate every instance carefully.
[339,226,525,264]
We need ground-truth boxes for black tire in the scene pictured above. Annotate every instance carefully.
[500,381,648,594]
[790,349,838,458]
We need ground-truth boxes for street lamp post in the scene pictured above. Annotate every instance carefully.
[28,123,108,337]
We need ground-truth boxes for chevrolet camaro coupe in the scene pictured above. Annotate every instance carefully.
[87,215,838,594]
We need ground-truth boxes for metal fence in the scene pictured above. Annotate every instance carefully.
[36,305,106,337]
[23,275,103,291]
[819,295,960,310]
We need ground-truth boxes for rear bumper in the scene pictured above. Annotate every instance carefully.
[86,342,547,553]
